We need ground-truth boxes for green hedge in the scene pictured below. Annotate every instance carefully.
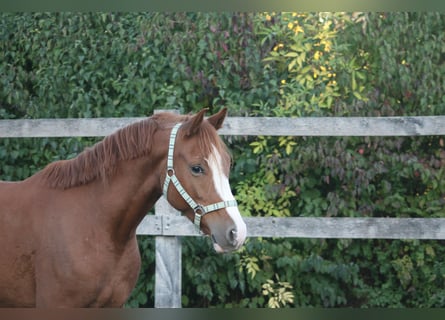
[230,12,445,308]
[1,12,445,308]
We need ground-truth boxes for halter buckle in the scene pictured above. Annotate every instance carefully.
[193,205,206,228]
[194,205,205,215]
[167,168,175,177]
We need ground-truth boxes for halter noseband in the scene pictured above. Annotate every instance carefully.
[162,123,238,229]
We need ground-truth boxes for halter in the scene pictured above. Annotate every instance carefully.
[162,123,238,229]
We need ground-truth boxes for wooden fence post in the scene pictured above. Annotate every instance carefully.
[154,109,182,308]
[154,197,182,308]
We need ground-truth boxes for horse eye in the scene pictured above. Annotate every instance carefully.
[191,165,204,175]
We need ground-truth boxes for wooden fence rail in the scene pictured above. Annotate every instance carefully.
[1,115,445,137]
[1,114,445,308]
[137,215,445,240]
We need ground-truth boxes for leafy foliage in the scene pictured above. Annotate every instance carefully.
[231,12,445,308]
[262,275,295,308]
[1,12,445,308]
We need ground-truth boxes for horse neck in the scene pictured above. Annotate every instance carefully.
[94,134,168,244]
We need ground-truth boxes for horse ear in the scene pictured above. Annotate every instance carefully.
[182,108,208,136]
[207,107,228,130]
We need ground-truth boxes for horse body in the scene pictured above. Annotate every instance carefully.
[0,108,246,307]
[0,180,38,307]
[0,154,165,306]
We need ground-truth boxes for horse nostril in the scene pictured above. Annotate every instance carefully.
[227,228,238,246]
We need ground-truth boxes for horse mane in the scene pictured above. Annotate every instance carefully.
[39,112,230,189]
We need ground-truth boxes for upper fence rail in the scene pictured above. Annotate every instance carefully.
[1,115,445,138]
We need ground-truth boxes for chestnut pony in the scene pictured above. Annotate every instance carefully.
[0,108,246,307]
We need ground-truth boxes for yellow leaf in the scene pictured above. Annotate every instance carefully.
[294,25,304,34]
[314,51,320,61]
[286,143,293,155]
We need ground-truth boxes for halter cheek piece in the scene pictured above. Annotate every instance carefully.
[163,123,238,230]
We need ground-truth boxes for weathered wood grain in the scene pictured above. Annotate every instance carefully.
[1,116,445,137]
[154,198,181,308]
[138,216,445,240]
[0,118,142,138]
[244,217,445,239]
[221,116,445,136]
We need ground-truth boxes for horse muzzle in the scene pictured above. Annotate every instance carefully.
[209,213,247,253]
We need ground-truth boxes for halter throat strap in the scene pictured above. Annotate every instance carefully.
[162,123,238,229]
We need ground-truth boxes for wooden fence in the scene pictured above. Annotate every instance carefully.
[1,114,445,308]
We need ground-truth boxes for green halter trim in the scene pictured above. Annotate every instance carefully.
[163,123,238,229]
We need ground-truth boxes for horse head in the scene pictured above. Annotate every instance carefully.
[162,108,247,253]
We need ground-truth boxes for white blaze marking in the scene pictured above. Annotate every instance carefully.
[208,145,247,247]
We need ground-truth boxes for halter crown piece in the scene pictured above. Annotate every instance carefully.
[163,123,238,229]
